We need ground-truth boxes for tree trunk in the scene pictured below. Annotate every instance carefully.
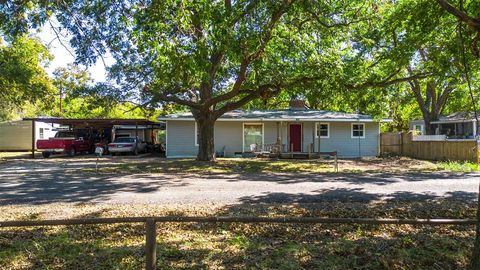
[424,118,435,135]
[420,109,439,135]
[195,115,216,161]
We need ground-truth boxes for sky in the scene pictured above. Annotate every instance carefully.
[38,21,115,82]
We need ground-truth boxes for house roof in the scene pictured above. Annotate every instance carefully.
[23,117,165,129]
[412,112,480,124]
[159,109,391,122]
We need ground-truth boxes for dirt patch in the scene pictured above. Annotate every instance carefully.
[336,157,438,172]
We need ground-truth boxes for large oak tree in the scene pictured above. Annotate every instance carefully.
[1,0,370,160]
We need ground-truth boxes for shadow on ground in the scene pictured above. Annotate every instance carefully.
[0,198,476,269]
[0,157,478,205]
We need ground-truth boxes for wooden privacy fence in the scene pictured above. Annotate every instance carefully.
[381,132,480,162]
[0,216,476,270]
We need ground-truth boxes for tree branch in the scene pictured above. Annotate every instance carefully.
[437,0,480,32]
[154,91,202,109]
[204,1,292,107]
[48,20,76,59]
[214,84,280,117]
[346,73,431,89]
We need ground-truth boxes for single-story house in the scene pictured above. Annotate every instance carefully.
[409,112,479,138]
[0,120,60,151]
[159,101,390,158]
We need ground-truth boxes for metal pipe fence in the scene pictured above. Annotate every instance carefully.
[1,216,476,270]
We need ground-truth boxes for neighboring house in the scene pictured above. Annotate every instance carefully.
[409,112,479,138]
[0,120,59,151]
[159,100,390,158]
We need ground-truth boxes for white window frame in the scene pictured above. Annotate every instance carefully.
[351,123,365,139]
[242,123,264,152]
[39,128,44,139]
[315,123,330,138]
[413,124,424,135]
[194,122,199,146]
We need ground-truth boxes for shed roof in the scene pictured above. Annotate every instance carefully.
[159,109,391,122]
[23,117,165,129]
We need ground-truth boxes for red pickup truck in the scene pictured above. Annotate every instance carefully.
[37,131,94,158]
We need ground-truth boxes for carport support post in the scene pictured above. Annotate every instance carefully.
[151,124,154,144]
[31,120,36,159]
[135,122,138,140]
[145,218,157,270]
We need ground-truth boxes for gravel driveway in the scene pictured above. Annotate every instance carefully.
[0,157,478,205]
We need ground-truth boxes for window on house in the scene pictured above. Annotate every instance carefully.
[243,124,263,152]
[413,124,423,135]
[351,123,365,138]
[315,123,329,138]
[39,128,44,139]
[194,122,199,146]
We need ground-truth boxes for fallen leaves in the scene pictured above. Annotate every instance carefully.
[0,201,476,269]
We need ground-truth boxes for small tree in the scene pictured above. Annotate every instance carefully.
[0,36,55,120]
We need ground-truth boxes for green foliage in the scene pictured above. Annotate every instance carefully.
[0,36,55,120]
[47,65,163,120]
[436,161,480,172]
[1,0,480,133]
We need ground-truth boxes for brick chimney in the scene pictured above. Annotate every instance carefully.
[289,98,306,110]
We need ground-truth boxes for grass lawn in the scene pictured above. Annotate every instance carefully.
[0,201,476,269]
[77,156,480,174]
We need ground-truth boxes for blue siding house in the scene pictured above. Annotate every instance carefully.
[159,101,390,158]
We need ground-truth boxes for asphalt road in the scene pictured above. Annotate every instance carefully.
[0,157,478,205]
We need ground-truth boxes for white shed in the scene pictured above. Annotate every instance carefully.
[0,120,59,151]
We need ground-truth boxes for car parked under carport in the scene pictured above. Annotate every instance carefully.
[108,137,147,156]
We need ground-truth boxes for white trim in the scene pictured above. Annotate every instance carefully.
[242,123,264,152]
[431,119,475,124]
[377,123,381,156]
[413,124,424,135]
[158,117,390,123]
[194,121,199,146]
[165,121,168,157]
[315,122,330,138]
[351,123,365,139]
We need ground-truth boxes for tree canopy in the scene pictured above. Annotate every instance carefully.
[0,36,55,120]
[1,0,478,150]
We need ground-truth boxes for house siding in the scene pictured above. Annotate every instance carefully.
[214,121,243,156]
[166,120,380,158]
[166,121,197,157]
[313,122,379,157]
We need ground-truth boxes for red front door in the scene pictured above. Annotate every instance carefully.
[289,124,302,152]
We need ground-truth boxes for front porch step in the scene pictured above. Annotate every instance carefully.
[279,152,319,159]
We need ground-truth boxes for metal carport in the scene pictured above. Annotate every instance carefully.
[23,117,165,158]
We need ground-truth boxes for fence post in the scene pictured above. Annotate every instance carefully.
[145,218,157,270]
[334,153,338,172]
